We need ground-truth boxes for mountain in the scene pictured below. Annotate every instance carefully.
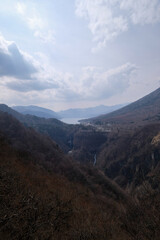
[87,88,160,192]
[0,104,111,162]
[97,123,160,192]
[58,104,126,119]
[0,104,76,152]
[0,104,109,157]
[0,103,24,121]
[0,110,130,199]
[12,104,127,121]
[12,105,61,119]
[84,87,160,128]
[1,103,160,239]
[0,109,134,240]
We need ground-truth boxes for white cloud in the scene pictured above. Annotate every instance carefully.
[5,78,59,92]
[0,34,60,92]
[34,30,56,44]
[78,63,137,100]
[27,16,45,30]
[75,0,160,51]
[0,33,37,79]
[0,34,10,54]
[75,0,128,51]
[37,62,137,102]
[16,2,26,15]
[0,34,137,105]
[16,2,55,45]
[120,0,160,25]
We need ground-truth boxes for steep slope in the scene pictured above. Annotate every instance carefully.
[0,110,129,201]
[0,110,135,240]
[23,115,77,152]
[0,104,108,156]
[0,135,123,240]
[86,87,160,128]
[97,123,160,193]
[0,104,24,121]
[1,111,160,239]
[0,104,76,152]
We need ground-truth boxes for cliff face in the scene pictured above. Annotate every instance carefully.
[75,88,160,193]
[97,123,160,192]
[71,130,107,163]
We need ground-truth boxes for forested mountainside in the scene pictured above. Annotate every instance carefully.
[0,110,133,240]
[0,110,130,198]
[0,104,77,152]
[89,88,160,195]
[0,104,107,159]
[1,88,160,239]
[97,124,160,192]
[1,109,160,239]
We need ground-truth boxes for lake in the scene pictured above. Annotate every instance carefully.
[61,118,84,124]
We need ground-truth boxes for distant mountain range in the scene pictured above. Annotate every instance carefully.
[12,105,60,119]
[58,104,127,119]
[12,103,127,120]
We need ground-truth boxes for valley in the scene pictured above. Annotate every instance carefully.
[0,87,160,239]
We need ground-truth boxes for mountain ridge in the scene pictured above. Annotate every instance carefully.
[83,87,160,127]
[11,103,127,120]
[88,88,160,124]
[58,103,127,119]
[12,105,60,119]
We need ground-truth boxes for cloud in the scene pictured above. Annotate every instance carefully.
[0,34,137,103]
[0,34,60,92]
[35,62,137,102]
[120,0,160,25]
[0,34,37,79]
[75,0,160,51]
[16,2,55,45]
[78,63,137,100]
[0,35,136,101]
[75,0,128,51]
[16,2,26,15]
[34,30,56,45]
[27,16,45,30]
[5,78,59,92]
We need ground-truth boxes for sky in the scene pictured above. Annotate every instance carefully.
[0,0,160,111]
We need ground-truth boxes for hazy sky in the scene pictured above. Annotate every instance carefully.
[0,0,160,110]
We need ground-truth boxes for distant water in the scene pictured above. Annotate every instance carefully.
[61,118,84,124]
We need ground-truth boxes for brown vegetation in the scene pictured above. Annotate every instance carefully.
[1,86,160,240]
[0,132,128,240]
